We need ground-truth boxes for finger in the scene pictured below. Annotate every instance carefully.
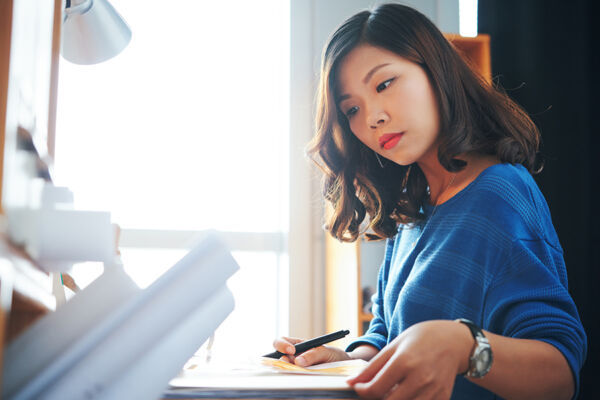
[280,355,295,364]
[294,346,335,367]
[282,336,305,345]
[389,361,457,400]
[387,375,451,400]
[352,352,407,400]
[347,345,395,385]
[272,337,303,354]
[383,376,429,400]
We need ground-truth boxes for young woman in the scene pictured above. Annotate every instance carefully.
[272,3,587,400]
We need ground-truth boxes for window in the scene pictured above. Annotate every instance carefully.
[55,0,290,359]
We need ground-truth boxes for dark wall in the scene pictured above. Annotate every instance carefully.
[479,0,599,398]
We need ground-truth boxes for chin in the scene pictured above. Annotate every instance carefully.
[388,156,417,166]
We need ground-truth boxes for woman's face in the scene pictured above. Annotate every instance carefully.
[336,44,440,166]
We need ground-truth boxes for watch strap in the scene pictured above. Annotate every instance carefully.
[457,318,492,378]
[457,318,485,341]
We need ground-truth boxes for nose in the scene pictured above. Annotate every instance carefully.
[368,110,389,129]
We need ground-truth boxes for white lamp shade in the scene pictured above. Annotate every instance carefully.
[61,0,131,65]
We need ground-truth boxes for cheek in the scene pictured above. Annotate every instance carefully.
[411,83,439,128]
[396,98,439,143]
[348,122,375,150]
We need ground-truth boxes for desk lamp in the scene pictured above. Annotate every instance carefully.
[61,0,131,65]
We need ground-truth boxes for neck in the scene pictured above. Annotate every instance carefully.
[417,149,458,205]
[417,150,502,206]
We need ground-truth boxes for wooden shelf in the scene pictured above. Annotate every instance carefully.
[0,236,54,340]
[0,235,54,393]
[445,33,492,83]
[1,0,62,388]
[359,312,373,322]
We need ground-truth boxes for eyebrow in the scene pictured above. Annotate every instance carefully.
[336,63,391,104]
[363,63,390,84]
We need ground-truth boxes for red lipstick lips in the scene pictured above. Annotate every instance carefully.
[379,132,404,150]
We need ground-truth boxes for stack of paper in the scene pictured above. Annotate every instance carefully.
[165,358,368,398]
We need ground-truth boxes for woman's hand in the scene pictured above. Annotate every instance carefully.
[347,320,472,400]
[272,336,352,367]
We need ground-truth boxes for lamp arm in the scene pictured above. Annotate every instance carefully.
[64,0,93,20]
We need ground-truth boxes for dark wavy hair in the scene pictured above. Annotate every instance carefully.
[306,3,542,243]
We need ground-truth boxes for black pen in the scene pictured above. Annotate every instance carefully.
[263,329,350,359]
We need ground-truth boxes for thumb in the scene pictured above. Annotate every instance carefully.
[346,345,394,385]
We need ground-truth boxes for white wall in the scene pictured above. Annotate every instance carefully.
[313,0,459,73]
[289,0,459,339]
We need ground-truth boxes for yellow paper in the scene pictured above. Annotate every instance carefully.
[260,357,367,376]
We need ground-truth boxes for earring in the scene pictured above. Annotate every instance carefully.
[374,152,385,168]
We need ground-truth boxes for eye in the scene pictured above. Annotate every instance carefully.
[345,106,359,118]
[376,78,395,93]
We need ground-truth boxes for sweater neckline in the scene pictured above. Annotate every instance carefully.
[422,162,511,216]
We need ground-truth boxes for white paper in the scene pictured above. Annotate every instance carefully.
[98,286,234,400]
[166,359,366,397]
[2,265,140,399]
[170,372,352,391]
[4,230,238,400]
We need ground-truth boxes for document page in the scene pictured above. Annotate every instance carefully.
[260,357,368,376]
[166,357,368,398]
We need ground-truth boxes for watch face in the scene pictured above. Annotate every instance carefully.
[472,346,493,377]
[475,348,491,370]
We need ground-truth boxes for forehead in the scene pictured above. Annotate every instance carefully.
[336,45,413,94]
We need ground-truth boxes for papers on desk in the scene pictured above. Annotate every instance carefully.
[165,358,368,398]
[260,357,368,376]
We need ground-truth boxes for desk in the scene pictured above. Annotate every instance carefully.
[164,390,356,399]
[162,358,359,400]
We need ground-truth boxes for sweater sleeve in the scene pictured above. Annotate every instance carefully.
[346,238,394,352]
[483,238,587,398]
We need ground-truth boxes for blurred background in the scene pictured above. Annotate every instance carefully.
[478,1,599,397]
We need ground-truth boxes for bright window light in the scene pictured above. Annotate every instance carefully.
[55,0,290,359]
[459,0,478,37]
[55,0,289,233]
[119,249,286,360]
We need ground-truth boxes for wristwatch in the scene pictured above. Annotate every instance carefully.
[457,318,493,378]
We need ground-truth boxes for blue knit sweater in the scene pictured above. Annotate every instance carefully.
[346,163,587,399]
